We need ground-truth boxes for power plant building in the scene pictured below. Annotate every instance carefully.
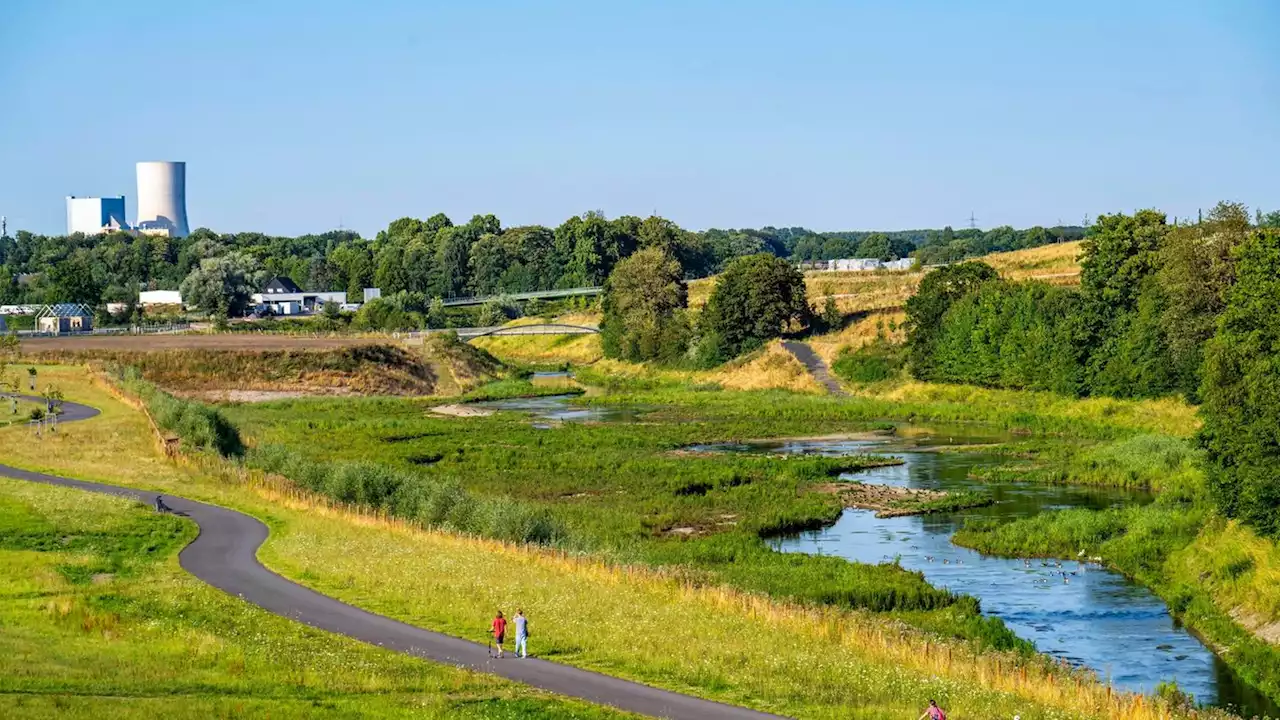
[135,161,190,238]
[65,196,127,236]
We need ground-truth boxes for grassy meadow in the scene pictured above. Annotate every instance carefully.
[0,476,634,720]
[0,364,1225,719]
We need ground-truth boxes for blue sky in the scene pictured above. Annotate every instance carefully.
[2,1,1277,237]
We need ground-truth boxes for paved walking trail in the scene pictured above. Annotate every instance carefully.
[0,395,784,720]
[781,341,847,396]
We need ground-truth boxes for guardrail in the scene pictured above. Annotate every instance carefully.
[400,323,600,341]
[439,286,603,307]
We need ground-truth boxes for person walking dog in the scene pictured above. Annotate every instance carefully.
[491,611,507,658]
[513,609,529,658]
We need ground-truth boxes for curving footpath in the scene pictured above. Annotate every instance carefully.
[0,395,784,720]
[781,341,847,396]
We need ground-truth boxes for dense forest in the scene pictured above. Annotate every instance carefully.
[899,202,1280,537]
[0,208,1134,314]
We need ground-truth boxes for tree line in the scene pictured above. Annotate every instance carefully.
[900,202,1280,538]
[0,205,1181,316]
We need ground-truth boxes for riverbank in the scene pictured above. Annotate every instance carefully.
[954,494,1280,711]
[0,364,1209,720]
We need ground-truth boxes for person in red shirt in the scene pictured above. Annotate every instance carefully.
[918,699,946,720]
[492,611,507,658]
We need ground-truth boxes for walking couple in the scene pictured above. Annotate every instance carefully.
[491,610,529,658]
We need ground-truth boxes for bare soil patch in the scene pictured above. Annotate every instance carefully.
[20,334,385,352]
[816,482,987,518]
[430,404,494,418]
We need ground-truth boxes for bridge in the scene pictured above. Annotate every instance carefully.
[402,323,600,342]
[439,286,603,307]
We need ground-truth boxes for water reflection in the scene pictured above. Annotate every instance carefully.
[472,394,648,423]
[702,435,1274,716]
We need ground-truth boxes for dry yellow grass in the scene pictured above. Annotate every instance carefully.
[807,310,907,367]
[585,341,823,394]
[710,341,823,393]
[693,242,1085,314]
[987,241,1083,282]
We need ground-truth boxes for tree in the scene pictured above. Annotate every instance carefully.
[1079,210,1168,314]
[178,251,264,317]
[468,232,511,296]
[600,248,689,363]
[1199,229,1280,538]
[46,250,102,305]
[1156,201,1250,399]
[434,226,473,298]
[698,254,808,364]
[856,233,892,260]
[426,296,447,329]
[476,299,507,327]
[903,262,1000,380]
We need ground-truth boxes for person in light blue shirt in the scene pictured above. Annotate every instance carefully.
[513,609,529,658]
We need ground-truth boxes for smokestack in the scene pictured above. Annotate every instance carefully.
[135,161,189,237]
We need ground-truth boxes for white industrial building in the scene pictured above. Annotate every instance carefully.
[66,196,127,236]
[135,161,190,238]
[826,257,914,272]
[139,290,184,307]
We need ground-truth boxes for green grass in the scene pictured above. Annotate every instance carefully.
[0,477,635,719]
[0,364,1231,720]
[226,394,1021,642]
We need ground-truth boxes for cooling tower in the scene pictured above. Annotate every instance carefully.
[135,161,189,238]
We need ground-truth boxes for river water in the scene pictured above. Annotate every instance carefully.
[707,433,1276,718]
[475,395,1276,716]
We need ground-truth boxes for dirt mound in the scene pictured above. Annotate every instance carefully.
[29,340,507,398]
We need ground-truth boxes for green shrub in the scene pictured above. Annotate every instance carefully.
[247,445,561,545]
[111,367,243,456]
[832,341,903,384]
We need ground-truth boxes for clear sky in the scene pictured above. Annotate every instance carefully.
[2,1,1277,237]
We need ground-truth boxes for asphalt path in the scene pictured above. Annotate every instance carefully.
[0,394,785,720]
[781,341,847,396]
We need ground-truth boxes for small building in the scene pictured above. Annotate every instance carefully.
[139,289,183,308]
[251,277,345,315]
[36,304,93,334]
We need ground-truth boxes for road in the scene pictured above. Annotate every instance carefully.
[0,395,785,720]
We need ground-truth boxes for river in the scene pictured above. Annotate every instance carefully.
[475,394,1276,717]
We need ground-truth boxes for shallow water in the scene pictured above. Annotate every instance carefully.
[473,394,647,423]
[699,434,1276,717]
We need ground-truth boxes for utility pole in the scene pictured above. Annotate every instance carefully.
[967,211,978,230]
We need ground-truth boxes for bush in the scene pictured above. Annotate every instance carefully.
[112,367,244,456]
[832,341,903,384]
[248,445,561,544]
